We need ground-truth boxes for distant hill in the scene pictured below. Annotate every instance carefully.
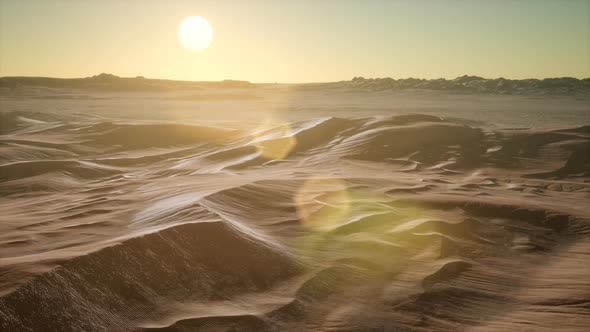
[323,75,590,95]
[0,73,254,91]
[1,73,589,95]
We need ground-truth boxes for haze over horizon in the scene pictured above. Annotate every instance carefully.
[3,72,590,84]
[1,0,589,83]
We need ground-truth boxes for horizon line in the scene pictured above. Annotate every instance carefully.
[1,72,589,85]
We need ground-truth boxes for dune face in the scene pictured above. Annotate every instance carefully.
[0,85,589,331]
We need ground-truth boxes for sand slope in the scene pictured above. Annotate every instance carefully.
[0,103,589,331]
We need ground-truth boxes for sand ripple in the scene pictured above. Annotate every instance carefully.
[1,113,589,331]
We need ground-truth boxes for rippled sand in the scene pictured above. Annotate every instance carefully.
[1,88,589,331]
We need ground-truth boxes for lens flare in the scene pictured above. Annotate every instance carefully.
[251,119,297,160]
[295,177,350,228]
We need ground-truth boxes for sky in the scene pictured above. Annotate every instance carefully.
[1,0,589,83]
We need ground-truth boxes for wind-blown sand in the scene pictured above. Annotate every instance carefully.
[0,83,589,331]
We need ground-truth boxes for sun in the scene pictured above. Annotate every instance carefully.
[178,16,213,51]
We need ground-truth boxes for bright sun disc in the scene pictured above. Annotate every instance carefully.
[178,16,213,50]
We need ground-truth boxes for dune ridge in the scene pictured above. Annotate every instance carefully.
[1,111,589,331]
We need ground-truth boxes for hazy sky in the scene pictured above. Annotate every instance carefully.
[1,0,589,82]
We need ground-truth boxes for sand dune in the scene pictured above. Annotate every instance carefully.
[0,87,589,331]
